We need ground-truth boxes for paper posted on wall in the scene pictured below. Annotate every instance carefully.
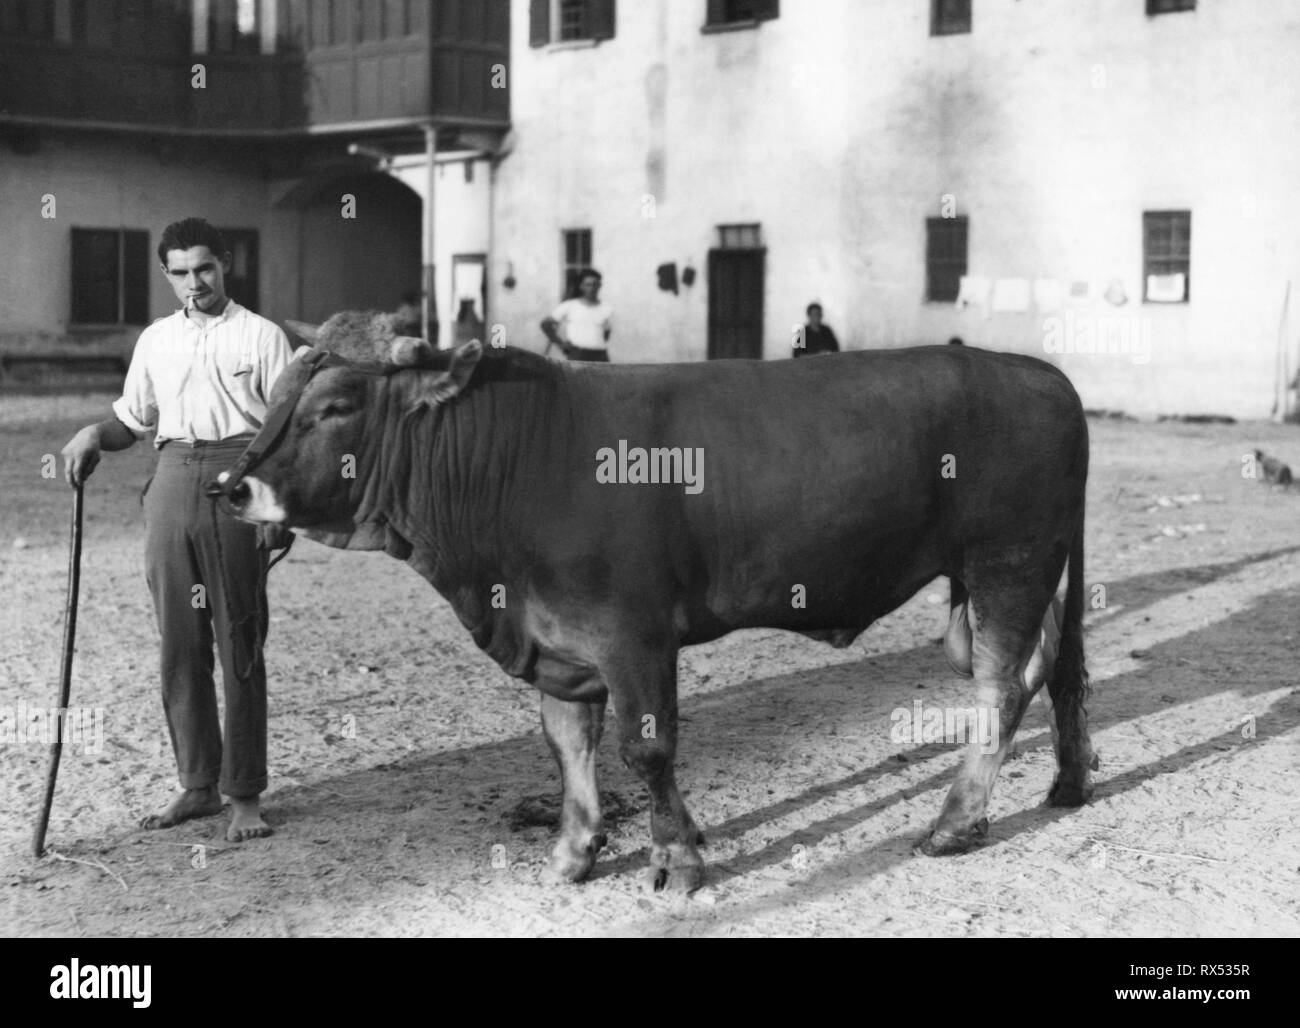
[1033,279,1065,313]
[991,278,1031,313]
[1146,273,1187,303]
[956,275,991,310]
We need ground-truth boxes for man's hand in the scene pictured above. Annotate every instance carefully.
[61,417,138,487]
[61,425,102,488]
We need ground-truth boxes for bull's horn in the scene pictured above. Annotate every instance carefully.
[391,336,437,367]
[285,319,321,344]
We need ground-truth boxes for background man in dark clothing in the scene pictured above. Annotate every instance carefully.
[794,302,840,358]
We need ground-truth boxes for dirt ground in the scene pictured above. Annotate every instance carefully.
[1,393,1297,937]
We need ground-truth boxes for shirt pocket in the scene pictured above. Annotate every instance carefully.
[214,349,260,412]
[216,350,256,388]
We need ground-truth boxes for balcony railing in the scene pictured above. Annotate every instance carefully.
[0,0,509,133]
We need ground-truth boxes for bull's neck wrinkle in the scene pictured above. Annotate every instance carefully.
[434,370,558,599]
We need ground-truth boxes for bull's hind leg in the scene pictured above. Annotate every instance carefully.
[917,587,1048,856]
[1043,597,1099,806]
[603,643,704,893]
[540,693,607,884]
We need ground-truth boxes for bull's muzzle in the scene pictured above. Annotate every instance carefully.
[204,470,250,510]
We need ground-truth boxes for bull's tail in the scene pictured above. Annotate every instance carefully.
[1050,513,1088,705]
[1045,510,1096,805]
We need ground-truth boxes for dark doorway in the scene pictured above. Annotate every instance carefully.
[298,171,422,323]
[707,248,765,360]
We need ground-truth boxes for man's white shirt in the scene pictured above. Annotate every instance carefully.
[112,300,296,447]
[550,298,613,351]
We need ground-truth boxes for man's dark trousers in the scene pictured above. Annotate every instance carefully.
[143,436,268,797]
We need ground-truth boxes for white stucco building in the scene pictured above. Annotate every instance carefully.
[491,0,1300,419]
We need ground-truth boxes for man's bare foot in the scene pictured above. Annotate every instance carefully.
[227,796,272,842]
[139,786,223,830]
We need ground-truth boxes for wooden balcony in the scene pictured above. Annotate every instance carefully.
[0,0,509,135]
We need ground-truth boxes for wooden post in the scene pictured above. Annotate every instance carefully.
[423,123,437,346]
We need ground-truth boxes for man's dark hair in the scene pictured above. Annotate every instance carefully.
[577,268,602,286]
[806,302,823,316]
[157,217,227,264]
[948,336,965,346]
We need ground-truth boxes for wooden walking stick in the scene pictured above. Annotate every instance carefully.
[33,482,84,857]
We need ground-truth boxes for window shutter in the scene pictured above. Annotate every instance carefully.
[71,229,119,324]
[122,231,150,325]
[753,0,779,21]
[590,0,615,40]
[529,0,549,46]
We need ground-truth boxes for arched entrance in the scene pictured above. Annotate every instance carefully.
[284,168,422,325]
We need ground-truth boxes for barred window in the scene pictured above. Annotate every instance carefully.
[705,0,779,28]
[931,0,971,36]
[562,229,593,298]
[530,0,615,46]
[1143,211,1191,303]
[1147,0,1196,15]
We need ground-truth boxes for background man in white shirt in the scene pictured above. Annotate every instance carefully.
[541,268,613,361]
[61,218,295,843]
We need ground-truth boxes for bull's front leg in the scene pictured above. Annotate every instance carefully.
[539,693,607,884]
[603,643,705,893]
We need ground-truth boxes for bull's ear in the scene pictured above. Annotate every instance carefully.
[285,319,321,345]
[414,339,483,408]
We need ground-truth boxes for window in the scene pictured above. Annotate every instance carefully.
[0,0,57,40]
[1143,211,1190,303]
[529,0,615,46]
[359,0,385,41]
[218,229,260,312]
[931,0,971,36]
[71,229,150,326]
[704,0,779,27]
[1147,0,1195,14]
[326,0,350,44]
[562,229,593,298]
[558,0,587,40]
[70,0,89,42]
[377,0,419,39]
[718,224,763,249]
[925,216,968,302]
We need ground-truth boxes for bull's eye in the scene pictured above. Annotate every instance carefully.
[321,399,357,420]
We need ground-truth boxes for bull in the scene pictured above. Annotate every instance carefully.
[212,312,1096,892]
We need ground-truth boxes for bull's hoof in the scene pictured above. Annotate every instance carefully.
[1047,752,1099,807]
[646,840,705,894]
[913,817,988,857]
[541,833,606,885]
[645,863,705,894]
[1046,776,1094,808]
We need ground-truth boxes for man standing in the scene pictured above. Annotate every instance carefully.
[61,217,295,843]
[541,268,613,361]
